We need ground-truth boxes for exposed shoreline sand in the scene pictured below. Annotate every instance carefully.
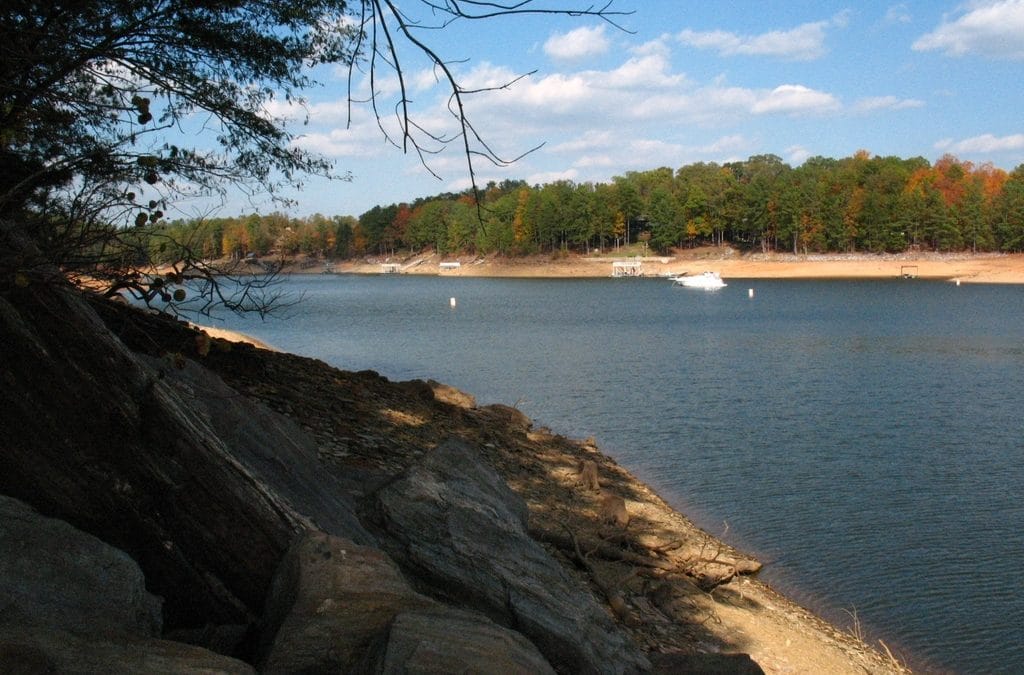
[323,249,1024,284]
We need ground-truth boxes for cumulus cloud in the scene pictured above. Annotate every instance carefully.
[786,145,813,165]
[527,168,580,184]
[292,129,372,158]
[853,95,926,113]
[543,25,610,61]
[935,133,1024,153]
[574,154,617,168]
[913,0,1024,59]
[695,135,749,154]
[464,46,688,124]
[751,85,840,115]
[549,130,616,153]
[603,49,689,89]
[676,13,848,61]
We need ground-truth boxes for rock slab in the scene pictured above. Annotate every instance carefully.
[259,530,436,673]
[370,438,649,674]
[0,494,162,637]
[360,607,556,674]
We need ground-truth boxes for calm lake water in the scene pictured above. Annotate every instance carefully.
[211,274,1024,674]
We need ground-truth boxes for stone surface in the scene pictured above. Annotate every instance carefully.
[0,285,369,630]
[145,354,372,545]
[0,495,162,638]
[369,438,650,674]
[0,624,255,675]
[259,530,437,673]
[648,651,766,674]
[358,607,555,674]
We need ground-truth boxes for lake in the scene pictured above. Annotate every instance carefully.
[209,274,1024,673]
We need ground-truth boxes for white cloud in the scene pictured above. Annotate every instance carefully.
[549,130,616,153]
[515,72,595,113]
[913,0,1024,59]
[696,135,748,154]
[411,67,442,93]
[527,168,580,184]
[630,36,674,58]
[603,50,689,89]
[543,25,610,61]
[884,4,912,24]
[786,145,813,165]
[853,95,926,113]
[574,154,616,169]
[676,16,843,61]
[292,36,856,198]
[292,129,375,158]
[935,133,1024,153]
[751,85,841,115]
[458,62,524,91]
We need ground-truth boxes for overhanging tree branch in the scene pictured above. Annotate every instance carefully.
[352,0,633,205]
[1,0,631,313]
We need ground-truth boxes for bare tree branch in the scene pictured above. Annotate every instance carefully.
[351,0,633,207]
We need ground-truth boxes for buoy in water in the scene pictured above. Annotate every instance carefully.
[955,279,961,286]
[748,288,754,298]
[450,297,457,308]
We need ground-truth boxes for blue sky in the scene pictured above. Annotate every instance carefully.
[205,1,1024,218]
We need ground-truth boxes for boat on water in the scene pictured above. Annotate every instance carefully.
[671,271,727,289]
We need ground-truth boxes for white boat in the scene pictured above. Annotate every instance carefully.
[671,271,727,289]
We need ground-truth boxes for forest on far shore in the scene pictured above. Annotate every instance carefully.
[150,151,1024,263]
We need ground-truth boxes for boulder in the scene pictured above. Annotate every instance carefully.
[358,607,555,674]
[258,530,437,673]
[427,379,476,408]
[0,495,254,674]
[0,625,255,674]
[368,438,649,674]
[480,402,532,432]
[142,354,372,545]
[0,285,370,630]
[0,495,162,638]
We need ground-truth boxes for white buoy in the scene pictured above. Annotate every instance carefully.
[955,279,961,286]
[748,288,755,298]
[450,297,457,308]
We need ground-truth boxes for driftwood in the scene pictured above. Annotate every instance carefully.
[530,525,676,572]
[551,522,632,622]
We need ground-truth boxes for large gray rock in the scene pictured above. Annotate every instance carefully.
[144,354,372,545]
[0,495,162,638]
[258,530,437,673]
[0,285,370,630]
[358,607,556,675]
[0,624,255,674]
[0,495,254,673]
[369,438,649,674]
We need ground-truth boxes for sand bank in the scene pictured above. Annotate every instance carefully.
[191,323,277,350]
[327,250,1024,284]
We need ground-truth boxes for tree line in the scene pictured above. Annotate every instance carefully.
[152,151,1024,263]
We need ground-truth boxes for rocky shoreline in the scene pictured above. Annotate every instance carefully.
[0,282,909,673]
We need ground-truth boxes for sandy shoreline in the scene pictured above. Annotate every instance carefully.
[320,249,1024,284]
